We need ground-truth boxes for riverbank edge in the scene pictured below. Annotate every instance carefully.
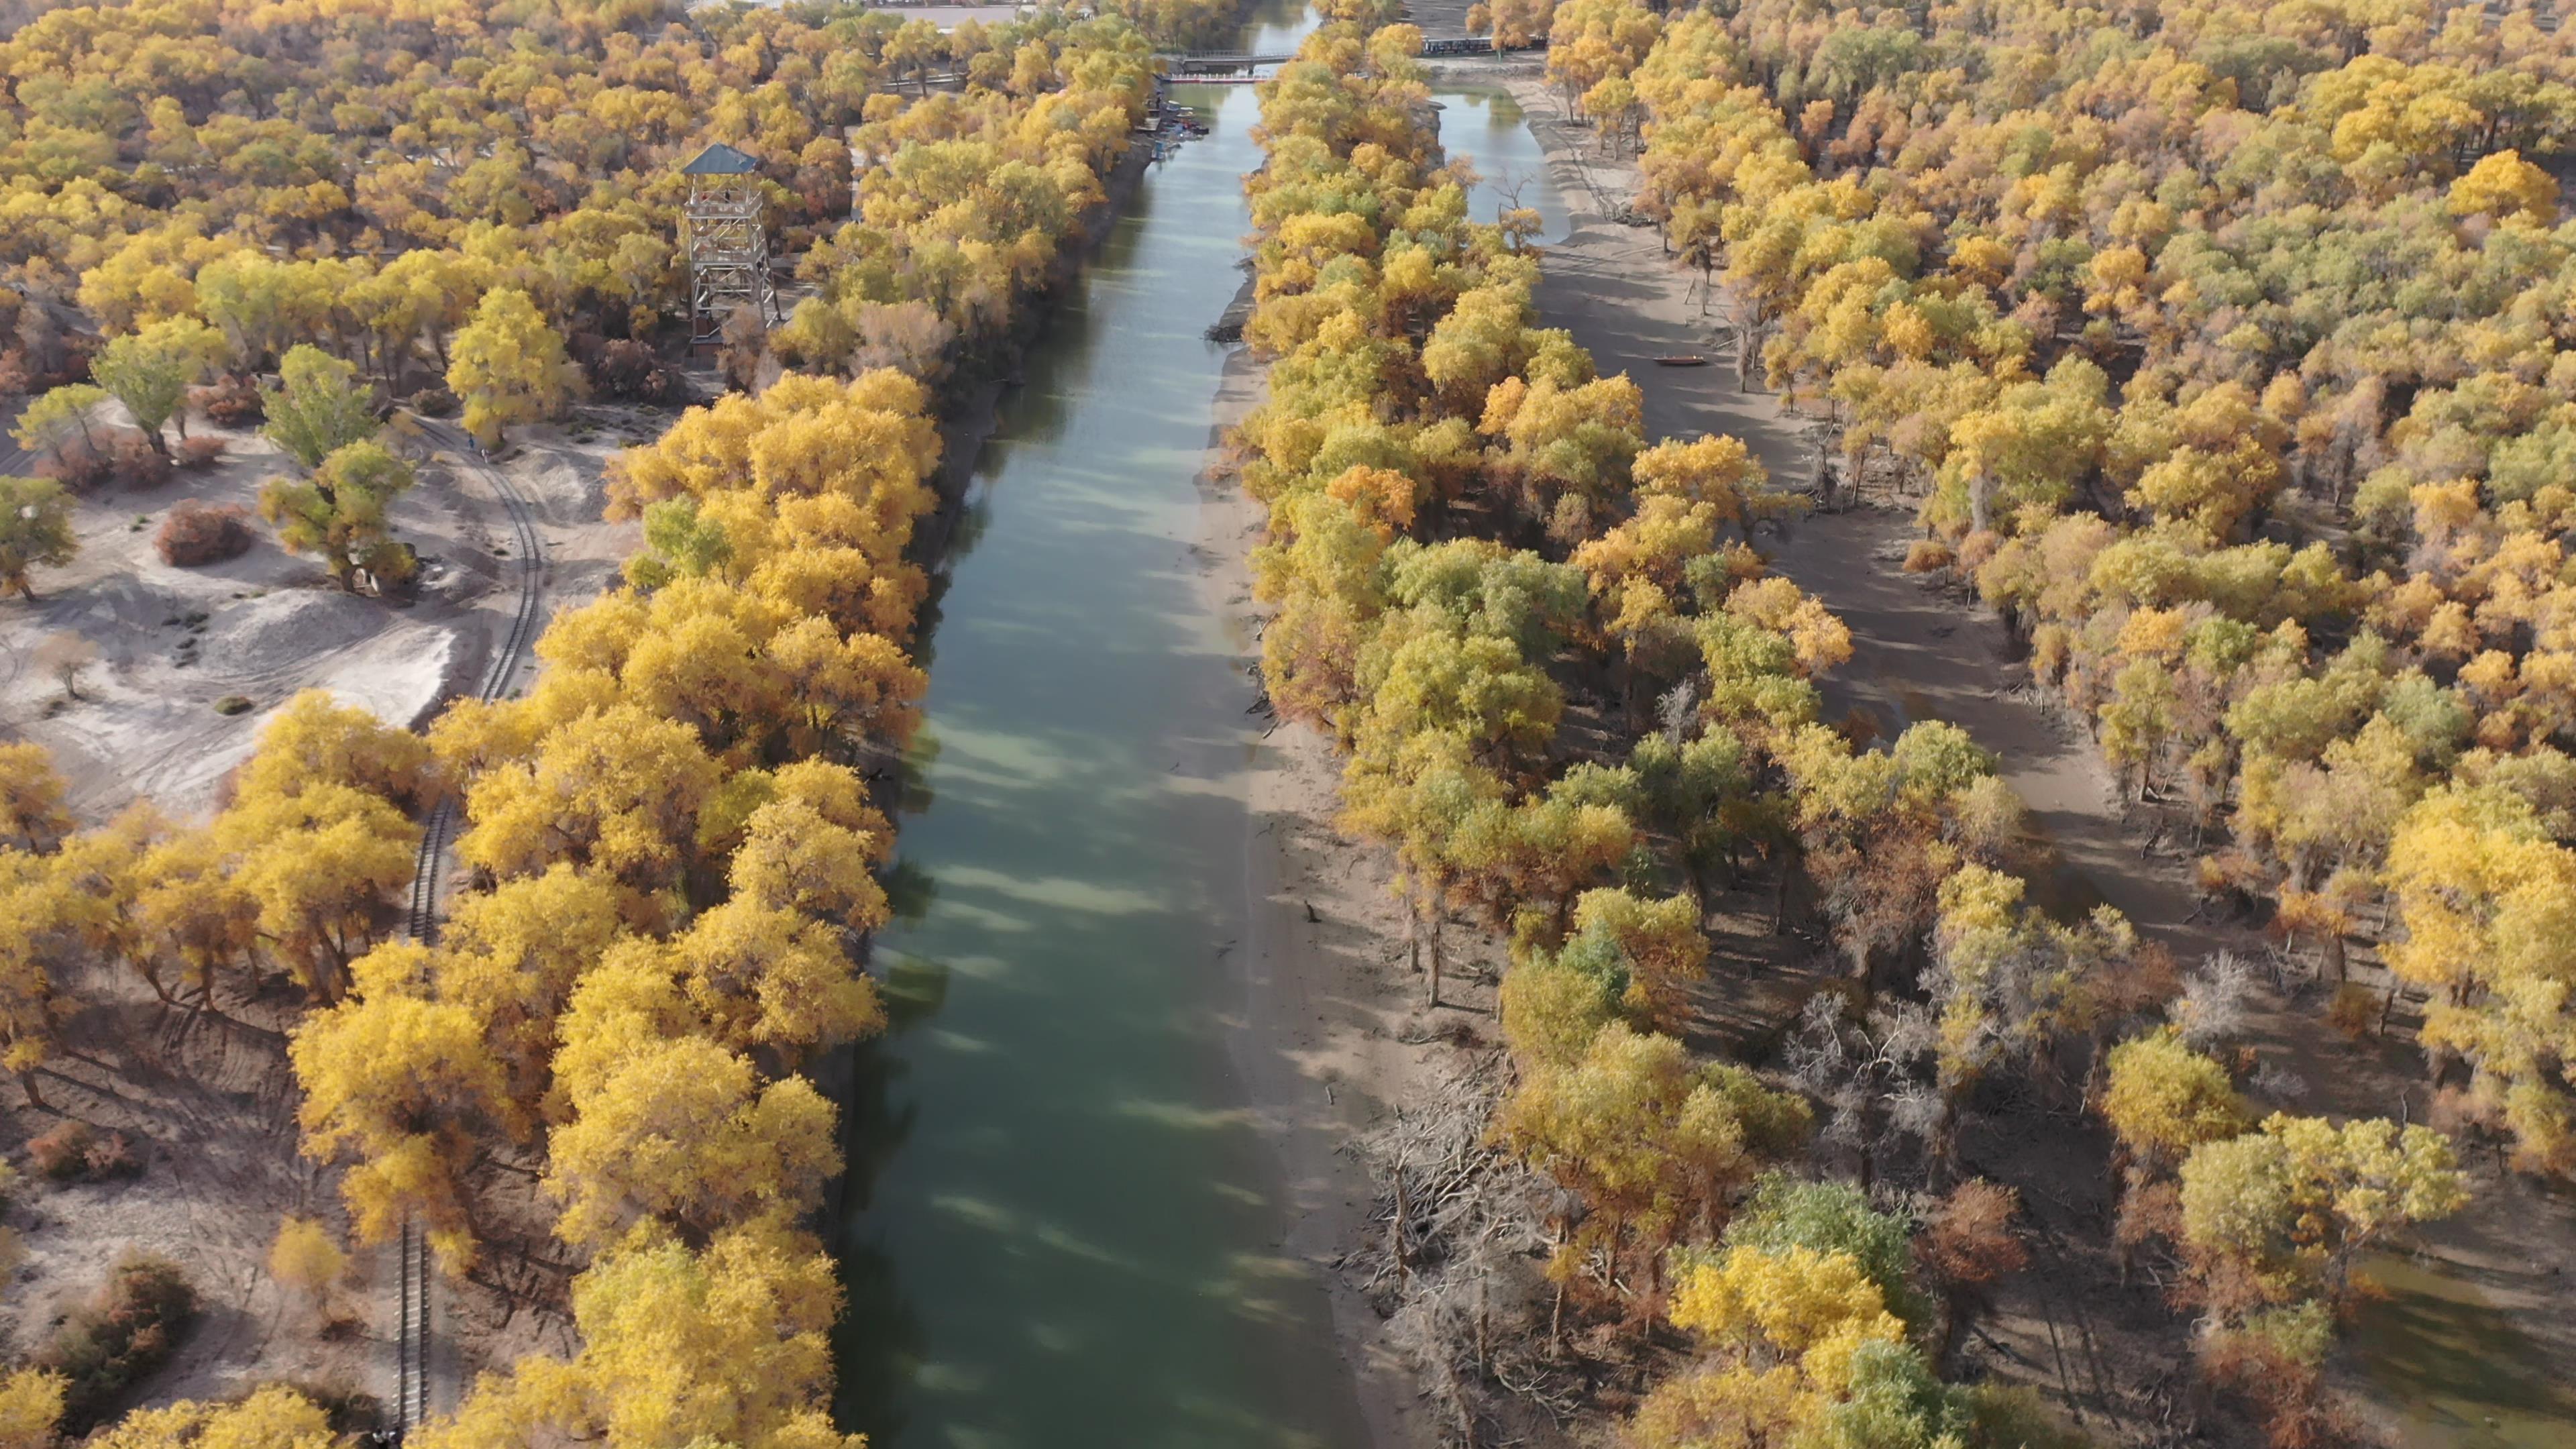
[1187,290,1438,1449]
[818,126,1152,1218]
[1185,123,1556,1449]
[1183,67,1633,1449]
[910,136,1157,567]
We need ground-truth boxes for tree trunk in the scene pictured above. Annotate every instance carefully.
[1428,934,1442,1010]
[1428,911,1446,1010]
[1931,1089,1961,1187]
[1931,1293,1962,1371]
[2424,1038,2459,1087]
[1847,941,1876,1014]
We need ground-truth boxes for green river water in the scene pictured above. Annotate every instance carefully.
[829,11,1570,1434]
[829,46,1352,1449]
[2349,1253,2576,1449]
[824,13,1324,1448]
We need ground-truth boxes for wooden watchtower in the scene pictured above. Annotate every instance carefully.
[682,142,778,346]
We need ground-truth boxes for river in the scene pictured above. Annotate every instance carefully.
[826,24,1585,1440]
[1431,87,1566,241]
[830,3,1366,1444]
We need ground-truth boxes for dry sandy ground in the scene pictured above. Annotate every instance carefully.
[1504,69,2576,1444]
[0,405,644,1425]
[0,413,643,822]
[0,430,463,822]
[0,975,368,1423]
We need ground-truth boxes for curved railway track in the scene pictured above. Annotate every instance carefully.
[392,418,545,1440]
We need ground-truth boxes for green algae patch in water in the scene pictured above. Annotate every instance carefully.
[2349,1254,2576,1449]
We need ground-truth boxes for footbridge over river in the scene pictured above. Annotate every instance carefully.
[1157,32,1534,77]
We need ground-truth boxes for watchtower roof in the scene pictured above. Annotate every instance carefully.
[682,142,760,176]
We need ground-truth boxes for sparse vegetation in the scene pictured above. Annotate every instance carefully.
[41,1253,195,1432]
[30,633,94,702]
[266,1218,345,1314]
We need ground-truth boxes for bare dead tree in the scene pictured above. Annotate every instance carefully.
[1350,1052,1579,1446]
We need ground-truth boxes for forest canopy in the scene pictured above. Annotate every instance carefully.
[0,0,1236,1444]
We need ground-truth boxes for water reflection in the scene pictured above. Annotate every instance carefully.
[834,2,1371,1444]
[880,857,939,926]
[1434,88,1568,243]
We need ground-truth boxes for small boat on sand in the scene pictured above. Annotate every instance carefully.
[1654,354,1711,367]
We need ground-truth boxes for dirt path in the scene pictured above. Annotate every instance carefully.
[1511,76,2230,973]
[1503,71,2576,1442]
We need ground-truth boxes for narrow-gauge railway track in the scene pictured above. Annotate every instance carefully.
[392,419,545,1440]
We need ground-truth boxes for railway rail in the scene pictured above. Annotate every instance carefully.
[390,417,546,1440]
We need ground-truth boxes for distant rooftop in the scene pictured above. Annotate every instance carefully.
[682,142,760,175]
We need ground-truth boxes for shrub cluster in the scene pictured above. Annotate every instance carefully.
[152,501,254,567]
[26,1120,139,1183]
[41,1252,195,1432]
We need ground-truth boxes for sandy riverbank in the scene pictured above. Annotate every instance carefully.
[1191,297,1464,1448]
